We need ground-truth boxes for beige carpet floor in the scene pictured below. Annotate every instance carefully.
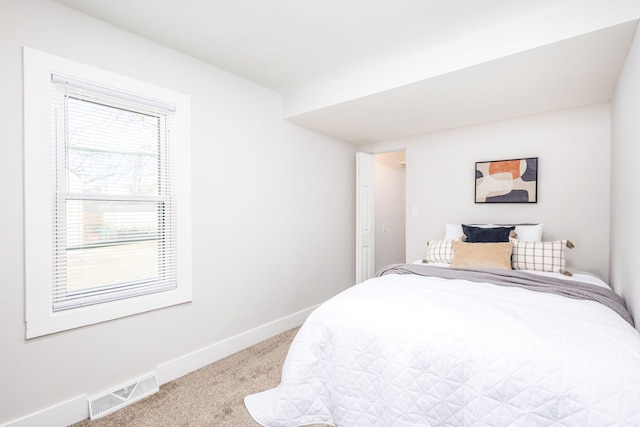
[71,327,329,427]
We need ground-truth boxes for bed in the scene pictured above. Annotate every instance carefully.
[245,224,640,426]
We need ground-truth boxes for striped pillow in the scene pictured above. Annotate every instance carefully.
[511,239,574,275]
[424,239,457,263]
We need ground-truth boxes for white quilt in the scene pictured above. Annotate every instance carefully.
[245,270,640,426]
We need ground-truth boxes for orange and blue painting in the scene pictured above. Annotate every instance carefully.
[475,157,537,203]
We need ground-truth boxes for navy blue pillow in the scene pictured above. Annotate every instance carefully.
[462,225,515,243]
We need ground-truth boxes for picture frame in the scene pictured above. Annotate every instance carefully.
[475,157,538,203]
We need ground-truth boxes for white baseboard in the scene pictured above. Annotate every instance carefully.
[0,396,87,427]
[1,305,317,427]
[157,304,317,385]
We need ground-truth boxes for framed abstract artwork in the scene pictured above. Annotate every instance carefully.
[475,157,538,203]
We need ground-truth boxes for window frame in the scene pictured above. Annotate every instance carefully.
[23,47,192,339]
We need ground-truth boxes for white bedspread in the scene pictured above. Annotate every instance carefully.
[245,271,640,426]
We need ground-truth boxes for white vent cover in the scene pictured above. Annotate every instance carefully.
[88,372,159,420]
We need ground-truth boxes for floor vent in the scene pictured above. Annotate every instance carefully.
[88,372,159,420]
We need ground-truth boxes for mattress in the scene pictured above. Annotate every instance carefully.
[245,267,640,426]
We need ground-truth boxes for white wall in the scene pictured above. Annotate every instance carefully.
[0,0,356,424]
[362,104,611,279]
[374,151,406,272]
[611,24,640,330]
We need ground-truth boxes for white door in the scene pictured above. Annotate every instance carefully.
[356,152,375,283]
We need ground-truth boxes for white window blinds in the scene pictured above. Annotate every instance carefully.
[50,74,178,311]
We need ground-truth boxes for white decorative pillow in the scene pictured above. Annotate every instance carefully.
[444,223,543,242]
[511,239,574,275]
[424,239,457,263]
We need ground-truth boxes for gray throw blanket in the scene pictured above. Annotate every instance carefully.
[376,264,634,326]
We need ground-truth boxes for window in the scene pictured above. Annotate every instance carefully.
[24,47,192,338]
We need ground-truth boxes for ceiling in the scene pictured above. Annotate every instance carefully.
[54,0,639,144]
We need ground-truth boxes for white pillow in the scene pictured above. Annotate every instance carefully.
[513,224,543,242]
[444,223,465,240]
[443,223,543,242]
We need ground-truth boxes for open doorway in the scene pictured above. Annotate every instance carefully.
[374,151,406,272]
[356,150,406,282]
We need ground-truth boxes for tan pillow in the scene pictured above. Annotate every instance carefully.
[451,241,514,270]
